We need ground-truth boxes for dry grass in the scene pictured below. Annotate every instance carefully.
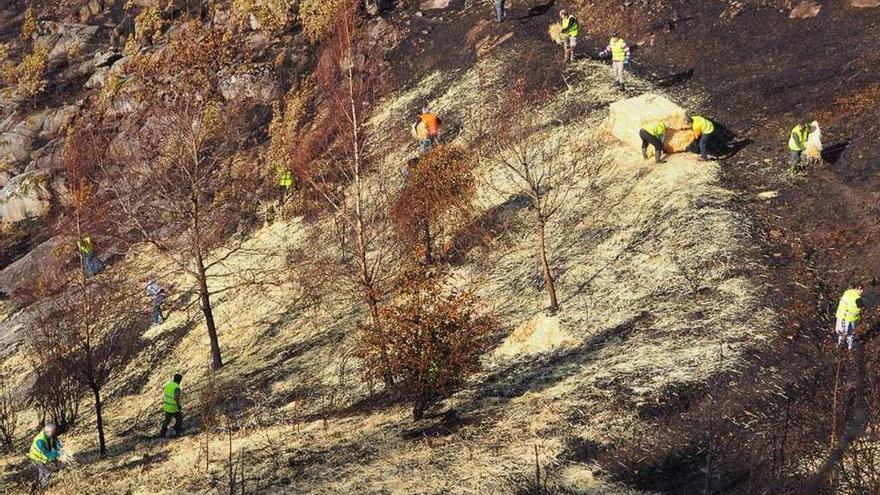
[0,39,771,495]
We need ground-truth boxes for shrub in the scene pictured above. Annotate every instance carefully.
[358,268,495,420]
[0,387,19,451]
[255,0,294,33]
[21,7,37,41]
[298,0,345,42]
[391,145,476,265]
[28,361,85,430]
[12,42,49,102]
[134,6,162,45]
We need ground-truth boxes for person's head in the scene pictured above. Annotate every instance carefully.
[173,373,183,384]
[559,9,567,18]
[421,105,430,115]
[612,31,620,39]
[44,423,58,438]
[685,115,693,125]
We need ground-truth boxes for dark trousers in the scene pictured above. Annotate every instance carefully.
[31,461,52,491]
[698,133,711,160]
[640,129,663,163]
[160,411,183,437]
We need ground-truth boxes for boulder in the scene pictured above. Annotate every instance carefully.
[88,0,103,15]
[420,0,450,9]
[851,0,880,6]
[789,0,821,18]
[0,236,66,295]
[609,93,688,149]
[37,105,77,141]
[0,132,34,165]
[0,170,11,188]
[26,139,64,172]
[0,171,52,223]
[219,64,278,104]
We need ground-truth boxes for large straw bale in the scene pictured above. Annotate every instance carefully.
[666,128,695,153]
[548,23,563,44]
[608,93,688,149]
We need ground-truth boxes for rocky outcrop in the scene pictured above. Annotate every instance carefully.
[0,105,76,166]
[0,171,52,223]
[0,236,66,295]
[220,64,278,104]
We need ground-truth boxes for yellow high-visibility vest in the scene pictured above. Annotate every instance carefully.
[789,125,808,151]
[643,122,667,139]
[278,170,293,188]
[836,289,862,324]
[162,381,180,413]
[692,116,714,136]
[610,38,627,62]
[28,431,57,464]
[561,15,580,37]
[77,236,93,255]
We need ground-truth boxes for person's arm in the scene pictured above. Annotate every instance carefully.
[36,438,59,461]
[174,389,182,410]
[599,43,611,57]
[623,42,631,63]
[791,129,804,148]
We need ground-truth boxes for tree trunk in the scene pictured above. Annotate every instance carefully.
[421,220,433,265]
[92,385,106,456]
[196,254,223,369]
[537,217,559,313]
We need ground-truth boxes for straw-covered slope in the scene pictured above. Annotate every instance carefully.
[0,34,773,492]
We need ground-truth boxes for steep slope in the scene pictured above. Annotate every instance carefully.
[1,0,876,493]
[0,13,773,493]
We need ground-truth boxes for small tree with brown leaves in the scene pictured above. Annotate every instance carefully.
[390,145,476,265]
[358,269,494,420]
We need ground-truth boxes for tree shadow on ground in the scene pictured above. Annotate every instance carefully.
[446,192,531,266]
[401,407,493,439]
[111,319,197,400]
[519,0,555,20]
[457,313,650,414]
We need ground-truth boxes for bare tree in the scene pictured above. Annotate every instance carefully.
[0,383,19,451]
[26,270,141,456]
[287,4,393,329]
[101,24,262,369]
[490,130,576,313]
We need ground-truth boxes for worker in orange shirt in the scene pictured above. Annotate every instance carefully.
[417,107,442,154]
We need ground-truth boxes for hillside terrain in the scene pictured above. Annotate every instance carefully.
[0,0,878,494]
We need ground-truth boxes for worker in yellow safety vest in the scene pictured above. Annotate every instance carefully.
[835,286,864,351]
[28,423,62,491]
[788,121,809,175]
[599,32,631,90]
[76,235,104,277]
[639,121,667,164]
[686,115,715,161]
[159,373,184,438]
[558,10,580,64]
